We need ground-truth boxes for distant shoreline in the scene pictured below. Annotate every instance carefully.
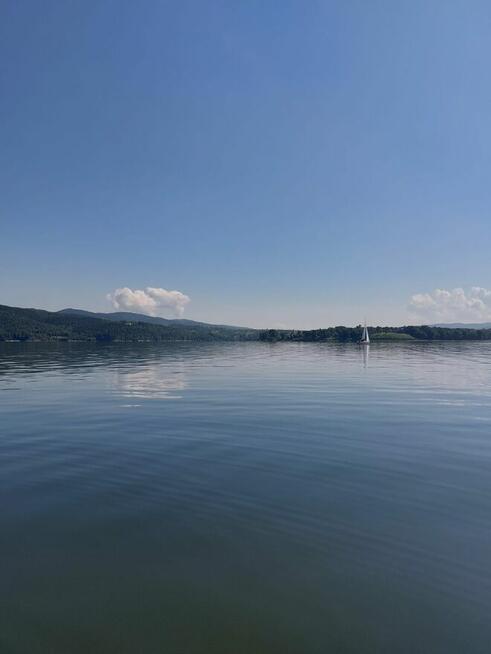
[2,304,491,344]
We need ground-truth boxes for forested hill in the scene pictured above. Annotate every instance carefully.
[58,308,246,330]
[0,305,257,342]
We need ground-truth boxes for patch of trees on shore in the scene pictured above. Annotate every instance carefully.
[259,325,491,342]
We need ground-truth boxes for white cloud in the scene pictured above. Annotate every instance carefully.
[107,286,190,317]
[408,287,491,322]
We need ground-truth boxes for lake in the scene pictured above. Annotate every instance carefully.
[1,341,491,653]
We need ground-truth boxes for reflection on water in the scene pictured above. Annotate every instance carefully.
[115,363,187,400]
[1,341,491,654]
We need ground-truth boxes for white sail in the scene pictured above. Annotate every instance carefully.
[361,322,370,343]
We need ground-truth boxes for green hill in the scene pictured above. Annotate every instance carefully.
[58,308,247,330]
[0,305,257,342]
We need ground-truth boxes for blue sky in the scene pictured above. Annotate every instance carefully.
[1,1,491,327]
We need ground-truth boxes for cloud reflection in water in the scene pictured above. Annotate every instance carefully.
[115,363,188,401]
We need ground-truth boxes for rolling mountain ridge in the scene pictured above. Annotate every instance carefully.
[0,305,257,342]
[432,322,491,329]
[58,308,246,330]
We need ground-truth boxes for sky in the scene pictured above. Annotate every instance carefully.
[1,0,491,328]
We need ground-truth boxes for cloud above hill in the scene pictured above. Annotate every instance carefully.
[409,287,491,322]
[107,287,190,317]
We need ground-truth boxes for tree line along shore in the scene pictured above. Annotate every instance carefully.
[2,304,491,343]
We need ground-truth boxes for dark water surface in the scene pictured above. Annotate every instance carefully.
[1,341,491,653]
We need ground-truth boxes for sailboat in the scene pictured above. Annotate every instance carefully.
[360,320,370,344]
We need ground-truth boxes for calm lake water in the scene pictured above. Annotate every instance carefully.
[1,341,491,653]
